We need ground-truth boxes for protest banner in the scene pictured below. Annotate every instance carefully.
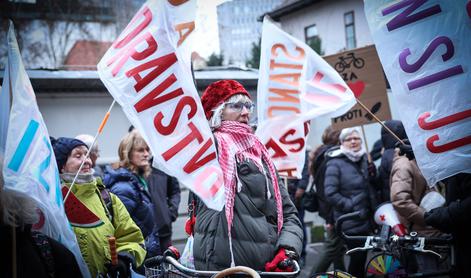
[1,22,90,278]
[256,17,356,178]
[98,0,225,210]
[365,0,471,185]
[324,45,391,129]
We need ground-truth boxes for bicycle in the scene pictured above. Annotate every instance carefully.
[143,247,301,278]
[334,211,455,278]
[334,53,365,73]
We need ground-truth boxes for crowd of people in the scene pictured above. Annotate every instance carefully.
[1,79,469,278]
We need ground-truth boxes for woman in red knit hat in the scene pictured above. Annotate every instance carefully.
[188,80,303,272]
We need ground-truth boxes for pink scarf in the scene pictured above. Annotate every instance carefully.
[214,121,283,237]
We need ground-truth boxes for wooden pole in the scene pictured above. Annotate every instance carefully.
[283,176,288,189]
[360,125,372,163]
[356,98,405,145]
[12,225,17,278]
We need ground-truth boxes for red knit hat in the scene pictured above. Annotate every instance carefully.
[201,80,251,120]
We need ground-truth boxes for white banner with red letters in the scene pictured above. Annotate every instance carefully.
[364,0,471,185]
[97,0,225,210]
[256,17,356,178]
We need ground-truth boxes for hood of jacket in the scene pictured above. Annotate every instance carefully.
[103,167,141,189]
[325,145,343,158]
[381,120,407,149]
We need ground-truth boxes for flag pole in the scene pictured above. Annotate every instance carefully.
[355,98,405,145]
[360,125,371,163]
[63,100,116,203]
[12,225,17,278]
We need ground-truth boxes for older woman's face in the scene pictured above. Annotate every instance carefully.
[130,143,150,169]
[342,131,362,152]
[62,145,92,174]
[222,95,253,124]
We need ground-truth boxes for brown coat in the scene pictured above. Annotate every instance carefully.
[390,150,441,237]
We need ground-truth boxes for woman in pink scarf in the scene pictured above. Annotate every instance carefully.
[188,80,303,272]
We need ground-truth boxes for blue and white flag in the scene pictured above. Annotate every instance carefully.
[0,45,10,157]
[364,0,471,185]
[1,22,90,278]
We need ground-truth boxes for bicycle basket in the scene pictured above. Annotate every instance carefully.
[144,256,192,278]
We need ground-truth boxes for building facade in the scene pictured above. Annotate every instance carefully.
[217,0,283,66]
[265,0,373,55]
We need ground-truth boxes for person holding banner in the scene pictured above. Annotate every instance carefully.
[424,173,471,277]
[324,127,378,278]
[0,172,81,278]
[52,137,146,277]
[378,120,408,203]
[189,80,303,272]
[104,130,161,258]
[390,141,446,273]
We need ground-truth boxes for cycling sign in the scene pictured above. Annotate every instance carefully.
[324,45,392,129]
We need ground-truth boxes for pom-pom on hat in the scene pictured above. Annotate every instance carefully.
[51,137,88,172]
[201,80,251,120]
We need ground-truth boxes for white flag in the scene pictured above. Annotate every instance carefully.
[1,22,90,278]
[364,0,471,185]
[256,17,356,178]
[98,0,225,210]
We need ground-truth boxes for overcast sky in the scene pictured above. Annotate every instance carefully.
[193,0,228,58]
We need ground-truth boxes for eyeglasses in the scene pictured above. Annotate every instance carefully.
[344,137,361,142]
[225,102,255,113]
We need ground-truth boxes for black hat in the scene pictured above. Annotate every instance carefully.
[50,137,87,171]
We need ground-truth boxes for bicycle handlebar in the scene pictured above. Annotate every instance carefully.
[144,255,301,277]
[335,211,453,257]
[335,211,369,241]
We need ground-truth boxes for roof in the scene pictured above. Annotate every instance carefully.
[0,66,259,93]
[260,0,323,21]
[63,40,112,70]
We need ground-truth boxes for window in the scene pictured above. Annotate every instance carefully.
[305,24,322,54]
[344,11,356,49]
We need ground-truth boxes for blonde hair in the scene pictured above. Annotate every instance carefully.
[118,130,151,177]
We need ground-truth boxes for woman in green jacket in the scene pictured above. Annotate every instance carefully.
[52,137,146,277]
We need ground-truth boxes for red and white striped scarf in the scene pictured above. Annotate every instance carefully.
[214,121,283,236]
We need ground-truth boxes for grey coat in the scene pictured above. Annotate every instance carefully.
[324,149,378,235]
[193,159,303,271]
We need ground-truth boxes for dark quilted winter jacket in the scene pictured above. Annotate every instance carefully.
[193,159,303,271]
[324,149,378,235]
[104,167,160,257]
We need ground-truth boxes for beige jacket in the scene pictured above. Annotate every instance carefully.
[390,150,441,237]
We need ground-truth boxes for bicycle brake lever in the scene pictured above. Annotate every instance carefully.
[345,236,374,255]
[412,237,442,259]
[420,249,442,259]
[346,246,373,255]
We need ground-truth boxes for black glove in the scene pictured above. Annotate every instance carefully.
[367,162,377,177]
[105,258,129,278]
[424,207,452,233]
[396,139,414,160]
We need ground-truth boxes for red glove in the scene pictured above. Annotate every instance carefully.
[264,248,294,272]
[184,215,196,236]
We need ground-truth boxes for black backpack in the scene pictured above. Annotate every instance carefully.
[303,146,338,221]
